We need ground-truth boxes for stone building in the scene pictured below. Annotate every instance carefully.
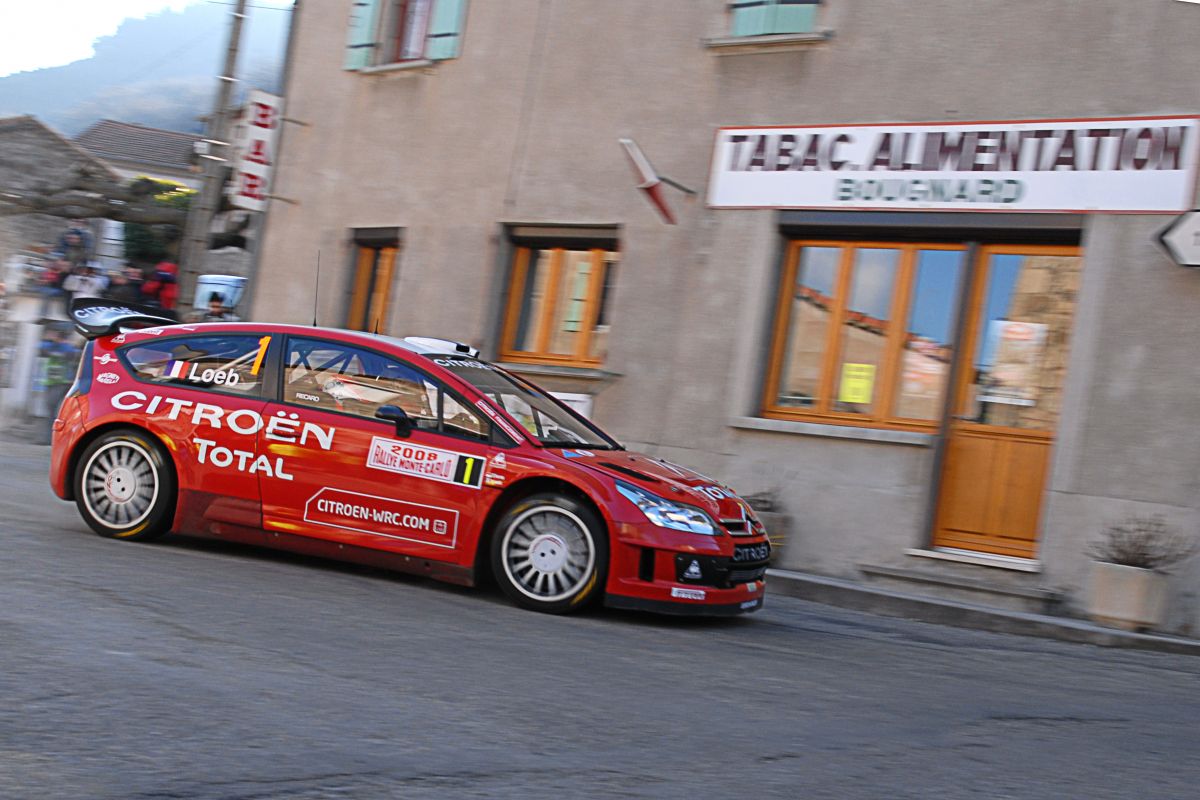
[251,0,1200,633]
[0,116,115,277]
[73,119,203,190]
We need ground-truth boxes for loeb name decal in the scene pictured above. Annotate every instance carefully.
[304,488,459,548]
[366,437,484,489]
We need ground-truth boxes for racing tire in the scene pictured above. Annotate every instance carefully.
[74,428,175,542]
[491,493,608,614]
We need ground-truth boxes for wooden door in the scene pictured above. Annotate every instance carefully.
[933,245,1082,559]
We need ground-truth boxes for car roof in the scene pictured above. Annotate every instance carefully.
[131,321,480,361]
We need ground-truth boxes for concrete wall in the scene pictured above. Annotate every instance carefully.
[254,0,1200,630]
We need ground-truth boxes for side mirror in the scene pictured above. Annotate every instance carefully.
[374,405,414,438]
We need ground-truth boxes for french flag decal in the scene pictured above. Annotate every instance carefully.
[165,360,187,379]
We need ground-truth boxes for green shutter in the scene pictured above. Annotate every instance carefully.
[426,0,469,61]
[730,0,769,36]
[344,0,383,70]
[768,0,820,34]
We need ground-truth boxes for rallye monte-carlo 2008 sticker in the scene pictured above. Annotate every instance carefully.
[304,488,459,548]
[366,437,484,489]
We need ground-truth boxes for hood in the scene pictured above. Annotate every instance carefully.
[562,449,758,533]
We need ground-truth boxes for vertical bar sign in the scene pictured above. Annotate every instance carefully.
[230,89,283,212]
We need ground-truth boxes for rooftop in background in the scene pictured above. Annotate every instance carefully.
[73,119,200,174]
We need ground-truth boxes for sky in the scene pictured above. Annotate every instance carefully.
[0,0,292,79]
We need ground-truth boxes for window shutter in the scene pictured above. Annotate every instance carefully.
[426,0,469,60]
[344,0,382,70]
[730,0,770,36]
[769,0,820,34]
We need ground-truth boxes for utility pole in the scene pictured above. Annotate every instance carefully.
[178,0,248,309]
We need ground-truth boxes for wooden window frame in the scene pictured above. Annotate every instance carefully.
[500,246,612,368]
[762,239,968,433]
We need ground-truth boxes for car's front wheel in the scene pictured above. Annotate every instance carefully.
[491,493,608,614]
[75,429,175,541]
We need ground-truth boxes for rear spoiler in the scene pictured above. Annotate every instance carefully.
[70,298,179,341]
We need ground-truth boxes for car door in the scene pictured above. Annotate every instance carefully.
[257,335,495,566]
[117,331,276,535]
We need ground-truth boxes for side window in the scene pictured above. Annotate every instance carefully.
[441,392,488,440]
[347,229,400,332]
[121,335,270,396]
[500,244,619,367]
[285,338,488,440]
[344,0,469,70]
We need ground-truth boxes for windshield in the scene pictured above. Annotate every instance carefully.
[429,357,619,449]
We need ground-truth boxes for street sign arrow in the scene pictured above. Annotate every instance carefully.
[1157,210,1200,267]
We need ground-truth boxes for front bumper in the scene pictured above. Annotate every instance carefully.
[603,520,771,616]
[606,591,764,617]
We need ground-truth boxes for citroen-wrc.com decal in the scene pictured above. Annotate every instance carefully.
[304,488,459,548]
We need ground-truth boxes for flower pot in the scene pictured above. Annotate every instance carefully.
[1086,561,1168,631]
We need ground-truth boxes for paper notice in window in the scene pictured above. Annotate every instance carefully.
[838,363,876,405]
[977,320,1047,406]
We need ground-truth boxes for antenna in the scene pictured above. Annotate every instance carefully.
[312,250,320,327]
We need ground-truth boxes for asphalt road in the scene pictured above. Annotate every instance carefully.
[2,442,1199,800]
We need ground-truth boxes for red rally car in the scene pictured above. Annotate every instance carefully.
[50,299,771,616]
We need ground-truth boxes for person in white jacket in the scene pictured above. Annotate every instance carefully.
[62,264,109,303]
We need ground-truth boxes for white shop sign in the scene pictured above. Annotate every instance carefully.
[229,89,283,212]
[708,116,1200,212]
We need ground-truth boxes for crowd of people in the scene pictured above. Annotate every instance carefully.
[39,256,180,315]
[34,219,239,321]
[35,219,175,314]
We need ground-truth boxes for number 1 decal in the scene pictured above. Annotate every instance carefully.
[250,335,271,376]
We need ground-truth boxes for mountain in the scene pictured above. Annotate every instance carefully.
[0,2,289,136]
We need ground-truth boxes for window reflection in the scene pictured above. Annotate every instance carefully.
[833,248,899,415]
[896,250,963,420]
[776,246,840,407]
[962,253,1081,430]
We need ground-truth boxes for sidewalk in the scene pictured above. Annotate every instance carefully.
[768,567,1200,657]
[0,416,46,444]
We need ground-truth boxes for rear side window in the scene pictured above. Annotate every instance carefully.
[121,335,270,397]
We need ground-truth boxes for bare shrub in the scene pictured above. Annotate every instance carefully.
[1089,515,1198,571]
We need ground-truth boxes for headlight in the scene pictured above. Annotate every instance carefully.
[615,481,719,535]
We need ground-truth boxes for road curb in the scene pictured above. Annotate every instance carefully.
[767,567,1200,656]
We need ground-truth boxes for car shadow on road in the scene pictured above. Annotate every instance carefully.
[151,531,757,629]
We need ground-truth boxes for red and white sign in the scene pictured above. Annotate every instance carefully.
[304,488,459,548]
[230,89,282,212]
[365,437,484,488]
[709,116,1200,212]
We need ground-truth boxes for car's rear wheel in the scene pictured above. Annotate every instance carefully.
[75,429,175,541]
[491,493,608,614]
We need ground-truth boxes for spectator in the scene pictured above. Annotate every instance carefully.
[201,292,238,322]
[62,264,108,303]
[58,220,93,268]
[142,260,179,310]
[105,264,143,304]
[36,329,79,445]
[37,258,70,317]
